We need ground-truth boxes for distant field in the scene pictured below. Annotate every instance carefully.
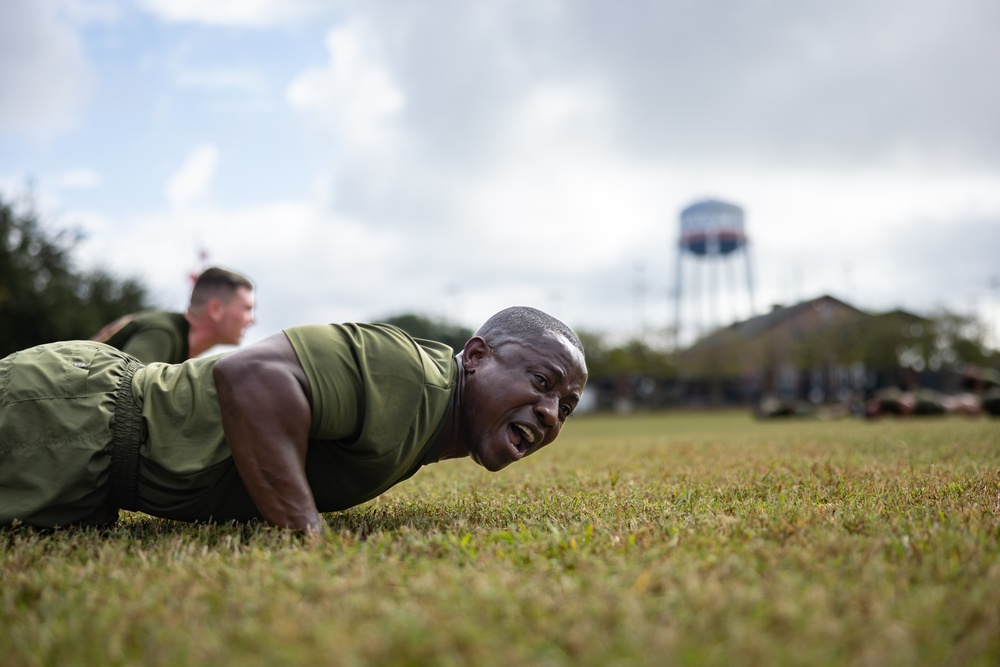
[3,411,999,666]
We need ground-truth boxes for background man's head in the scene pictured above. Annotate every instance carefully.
[188,267,255,345]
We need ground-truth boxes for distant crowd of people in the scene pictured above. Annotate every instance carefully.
[755,366,1000,420]
[862,386,999,418]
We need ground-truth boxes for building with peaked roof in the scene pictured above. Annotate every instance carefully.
[674,294,935,406]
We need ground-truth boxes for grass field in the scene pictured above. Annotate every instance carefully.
[3,411,999,666]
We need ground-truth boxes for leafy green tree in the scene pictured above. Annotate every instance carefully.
[0,195,151,356]
[925,309,997,368]
[575,329,677,381]
[576,329,613,379]
[378,313,474,352]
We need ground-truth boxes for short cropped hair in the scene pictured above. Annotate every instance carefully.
[475,306,584,356]
[189,267,254,311]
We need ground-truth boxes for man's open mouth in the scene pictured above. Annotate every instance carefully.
[510,423,536,454]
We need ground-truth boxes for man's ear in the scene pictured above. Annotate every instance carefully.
[461,336,489,372]
[206,297,224,321]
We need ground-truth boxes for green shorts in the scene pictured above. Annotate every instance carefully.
[0,342,141,528]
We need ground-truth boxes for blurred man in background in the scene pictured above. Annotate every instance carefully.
[92,267,255,363]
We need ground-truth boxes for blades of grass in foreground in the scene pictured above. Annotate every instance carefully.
[2,411,999,666]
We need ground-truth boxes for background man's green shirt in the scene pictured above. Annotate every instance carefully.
[99,311,190,364]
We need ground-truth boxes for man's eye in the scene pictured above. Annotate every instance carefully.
[560,403,573,417]
[533,373,547,387]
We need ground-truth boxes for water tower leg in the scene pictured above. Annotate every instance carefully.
[673,249,683,348]
[743,245,756,317]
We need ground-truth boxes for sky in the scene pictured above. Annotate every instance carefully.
[3,0,999,349]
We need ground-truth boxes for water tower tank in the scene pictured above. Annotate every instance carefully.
[679,199,747,256]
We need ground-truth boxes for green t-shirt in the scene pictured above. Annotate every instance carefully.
[98,311,190,364]
[133,323,457,523]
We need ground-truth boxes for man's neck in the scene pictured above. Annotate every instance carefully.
[434,358,468,462]
[185,312,219,359]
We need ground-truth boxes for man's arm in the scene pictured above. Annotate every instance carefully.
[212,332,321,533]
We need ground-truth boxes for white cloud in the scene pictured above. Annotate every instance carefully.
[137,0,334,27]
[287,18,406,155]
[166,145,219,209]
[462,159,668,270]
[0,1,93,135]
[502,82,613,153]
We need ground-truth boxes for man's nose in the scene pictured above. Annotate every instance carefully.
[536,394,559,427]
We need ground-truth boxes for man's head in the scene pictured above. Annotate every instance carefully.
[457,306,587,472]
[187,267,255,345]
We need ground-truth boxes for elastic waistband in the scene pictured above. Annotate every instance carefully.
[110,358,144,511]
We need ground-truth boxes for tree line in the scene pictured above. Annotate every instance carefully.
[0,195,149,357]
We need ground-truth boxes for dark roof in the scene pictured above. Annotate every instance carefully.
[684,294,931,353]
[724,295,864,338]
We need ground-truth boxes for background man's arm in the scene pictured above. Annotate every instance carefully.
[212,332,321,533]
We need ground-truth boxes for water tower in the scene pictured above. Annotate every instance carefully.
[672,198,755,345]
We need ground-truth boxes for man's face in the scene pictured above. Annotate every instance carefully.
[460,332,587,472]
[216,287,255,345]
